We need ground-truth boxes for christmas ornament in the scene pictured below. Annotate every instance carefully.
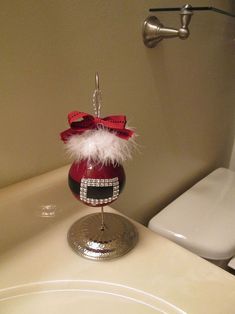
[60,73,138,260]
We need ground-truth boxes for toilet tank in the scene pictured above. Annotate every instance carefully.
[148,168,235,261]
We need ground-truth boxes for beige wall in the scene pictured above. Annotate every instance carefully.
[0,0,235,224]
[229,139,235,171]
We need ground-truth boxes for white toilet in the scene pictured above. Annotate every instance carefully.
[148,168,235,270]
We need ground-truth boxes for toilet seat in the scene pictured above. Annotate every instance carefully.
[148,168,235,260]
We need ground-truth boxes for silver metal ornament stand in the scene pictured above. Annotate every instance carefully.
[67,73,138,260]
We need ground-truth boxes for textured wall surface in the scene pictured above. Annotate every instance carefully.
[0,0,235,224]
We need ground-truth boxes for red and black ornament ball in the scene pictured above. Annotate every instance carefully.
[68,159,125,207]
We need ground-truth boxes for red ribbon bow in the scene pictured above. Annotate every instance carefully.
[60,111,134,142]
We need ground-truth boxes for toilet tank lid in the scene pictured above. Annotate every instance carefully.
[148,168,235,260]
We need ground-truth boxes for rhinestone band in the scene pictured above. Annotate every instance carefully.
[80,177,119,205]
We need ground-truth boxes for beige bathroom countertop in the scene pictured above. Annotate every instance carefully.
[0,166,234,314]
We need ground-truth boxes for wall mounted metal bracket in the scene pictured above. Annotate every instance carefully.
[143,4,235,48]
[143,4,193,48]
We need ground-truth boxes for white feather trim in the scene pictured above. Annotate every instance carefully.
[65,128,136,165]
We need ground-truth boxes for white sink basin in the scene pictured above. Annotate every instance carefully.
[0,165,234,314]
[0,280,183,314]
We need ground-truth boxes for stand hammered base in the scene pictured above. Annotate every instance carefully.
[67,212,138,261]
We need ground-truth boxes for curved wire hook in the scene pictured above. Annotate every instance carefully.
[93,72,102,118]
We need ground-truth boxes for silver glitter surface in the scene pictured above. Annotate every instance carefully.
[80,177,120,205]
